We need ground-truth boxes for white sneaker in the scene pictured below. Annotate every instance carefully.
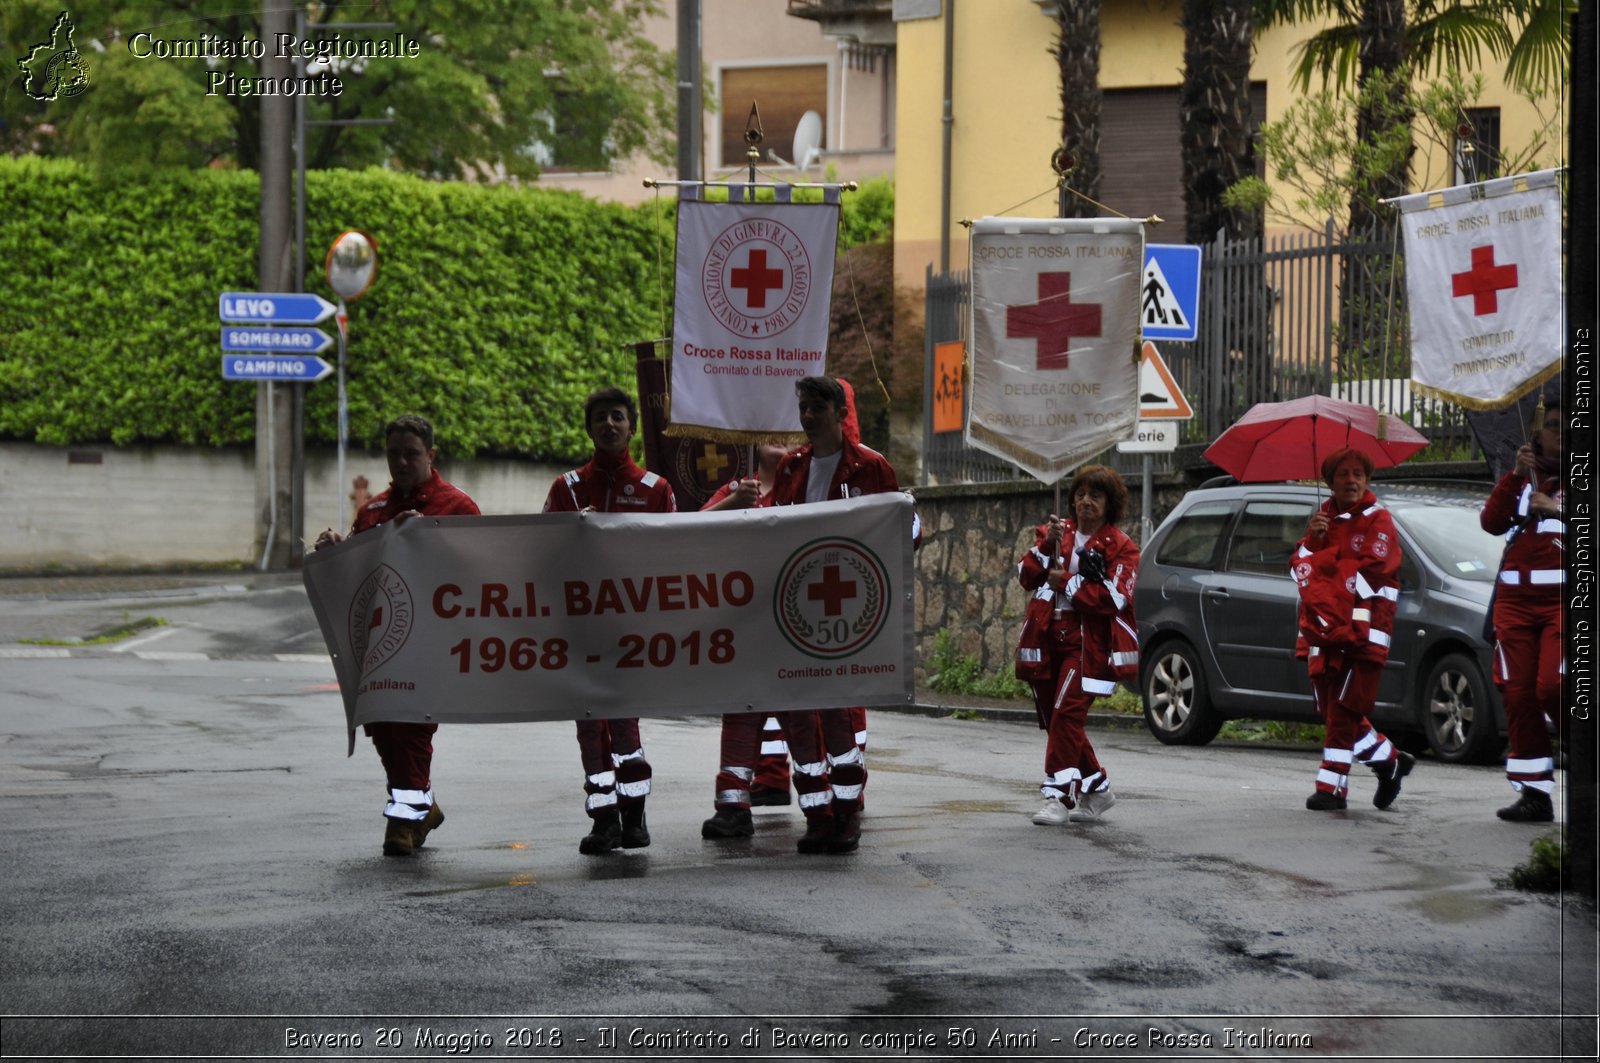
[1068,790,1116,821]
[1032,797,1070,825]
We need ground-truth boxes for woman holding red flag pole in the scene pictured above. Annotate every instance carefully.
[1292,447,1415,812]
[1480,398,1566,823]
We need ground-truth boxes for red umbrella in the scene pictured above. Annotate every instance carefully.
[1202,395,1428,482]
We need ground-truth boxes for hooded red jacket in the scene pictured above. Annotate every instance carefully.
[1291,490,1401,670]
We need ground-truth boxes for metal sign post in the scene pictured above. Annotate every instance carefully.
[325,231,378,533]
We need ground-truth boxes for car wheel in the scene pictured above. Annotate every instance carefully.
[1141,639,1222,745]
[1420,652,1501,764]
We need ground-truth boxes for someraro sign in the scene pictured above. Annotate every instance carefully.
[303,494,915,749]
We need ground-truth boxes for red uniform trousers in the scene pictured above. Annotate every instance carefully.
[1309,658,1398,797]
[576,719,651,818]
[1032,646,1111,802]
[713,711,866,810]
[1493,587,1563,795]
[783,707,866,819]
[366,721,438,822]
[754,715,793,792]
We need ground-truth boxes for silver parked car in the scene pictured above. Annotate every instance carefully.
[1135,479,1508,763]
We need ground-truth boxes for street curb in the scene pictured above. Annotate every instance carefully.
[908,701,1145,732]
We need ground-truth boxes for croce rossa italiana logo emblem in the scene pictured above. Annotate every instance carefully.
[774,538,889,659]
[348,564,414,677]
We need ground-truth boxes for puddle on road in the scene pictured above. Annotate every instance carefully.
[1410,890,1512,923]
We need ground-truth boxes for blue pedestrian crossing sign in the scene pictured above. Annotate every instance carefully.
[1141,244,1202,342]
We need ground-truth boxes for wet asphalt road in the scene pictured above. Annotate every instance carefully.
[0,574,1595,1061]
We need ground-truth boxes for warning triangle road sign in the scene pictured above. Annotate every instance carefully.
[1138,341,1194,420]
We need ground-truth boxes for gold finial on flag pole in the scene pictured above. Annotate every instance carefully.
[743,101,764,192]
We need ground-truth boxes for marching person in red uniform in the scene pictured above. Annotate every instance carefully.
[1016,465,1140,826]
[314,414,480,857]
[1481,400,1565,823]
[700,441,797,838]
[543,387,677,854]
[1292,447,1414,811]
[761,376,915,854]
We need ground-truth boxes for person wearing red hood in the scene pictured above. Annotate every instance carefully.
[543,386,677,854]
[314,414,480,857]
[1292,447,1413,812]
[762,376,914,854]
[1480,399,1566,823]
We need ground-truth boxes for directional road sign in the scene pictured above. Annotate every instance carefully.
[221,326,333,355]
[221,355,334,383]
[1141,244,1202,342]
[218,291,337,325]
[1115,420,1179,453]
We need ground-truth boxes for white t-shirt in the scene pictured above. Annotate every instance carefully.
[805,451,844,504]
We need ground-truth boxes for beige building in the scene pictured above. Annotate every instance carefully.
[536,0,898,203]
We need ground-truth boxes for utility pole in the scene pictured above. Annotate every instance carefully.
[256,2,295,569]
[676,0,702,181]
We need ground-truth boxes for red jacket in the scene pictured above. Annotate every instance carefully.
[1015,519,1140,684]
[351,469,479,535]
[764,438,922,546]
[542,451,678,514]
[767,438,902,504]
[1292,490,1401,670]
[1480,469,1565,598]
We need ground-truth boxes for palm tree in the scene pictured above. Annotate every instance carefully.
[1181,1,1275,412]
[1053,0,1104,218]
[1181,0,1261,244]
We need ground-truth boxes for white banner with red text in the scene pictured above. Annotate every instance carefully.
[967,216,1144,484]
[303,492,914,746]
[1394,170,1564,410]
[668,193,839,440]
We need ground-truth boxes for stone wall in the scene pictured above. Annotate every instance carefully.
[910,473,1191,681]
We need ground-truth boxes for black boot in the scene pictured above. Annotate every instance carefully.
[1497,788,1554,822]
[620,802,651,848]
[797,811,834,854]
[701,808,755,838]
[578,810,622,854]
[1373,751,1415,810]
[827,809,862,854]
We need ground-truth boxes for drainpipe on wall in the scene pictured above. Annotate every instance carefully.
[939,0,955,273]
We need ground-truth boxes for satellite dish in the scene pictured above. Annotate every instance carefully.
[792,110,823,173]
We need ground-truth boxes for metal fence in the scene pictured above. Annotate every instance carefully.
[922,221,1478,485]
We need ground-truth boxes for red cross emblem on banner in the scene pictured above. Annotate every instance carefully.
[731,249,784,309]
[1006,272,1102,370]
[1451,244,1518,316]
[807,564,858,616]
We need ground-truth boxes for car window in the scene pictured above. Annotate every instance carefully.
[1387,501,1502,583]
[1155,501,1236,569]
[1224,501,1315,576]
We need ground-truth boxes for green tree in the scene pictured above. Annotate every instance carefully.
[2,1,676,177]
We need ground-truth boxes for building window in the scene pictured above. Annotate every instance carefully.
[1098,82,1266,239]
[1454,108,1501,185]
[719,64,827,170]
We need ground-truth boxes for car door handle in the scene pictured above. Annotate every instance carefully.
[1203,588,1231,601]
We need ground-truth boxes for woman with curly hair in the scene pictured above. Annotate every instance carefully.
[1015,465,1140,825]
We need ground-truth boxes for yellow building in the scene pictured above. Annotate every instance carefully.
[893,0,1562,299]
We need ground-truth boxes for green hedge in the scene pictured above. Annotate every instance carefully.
[0,157,891,461]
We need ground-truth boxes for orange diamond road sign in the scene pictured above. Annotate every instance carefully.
[1137,341,1194,420]
[933,340,964,433]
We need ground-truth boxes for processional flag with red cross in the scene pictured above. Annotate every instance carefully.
[967,216,1144,483]
[1394,169,1564,410]
[667,186,840,442]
